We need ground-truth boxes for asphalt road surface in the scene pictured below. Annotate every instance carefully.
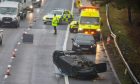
[0,0,120,84]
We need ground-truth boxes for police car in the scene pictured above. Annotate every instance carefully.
[42,8,73,24]
[69,21,78,33]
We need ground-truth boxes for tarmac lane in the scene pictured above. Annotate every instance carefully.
[3,0,72,84]
[4,29,67,84]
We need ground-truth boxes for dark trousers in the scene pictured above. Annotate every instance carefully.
[53,26,57,34]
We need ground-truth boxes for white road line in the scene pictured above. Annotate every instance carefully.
[63,0,75,84]
[63,0,74,51]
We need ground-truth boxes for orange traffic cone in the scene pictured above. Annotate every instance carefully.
[107,34,111,45]
[6,68,11,76]
[12,51,16,57]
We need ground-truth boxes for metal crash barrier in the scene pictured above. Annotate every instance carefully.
[106,4,140,84]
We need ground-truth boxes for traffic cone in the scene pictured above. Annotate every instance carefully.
[12,51,16,57]
[6,68,11,76]
[107,34,111,45]
[29,23,32,28]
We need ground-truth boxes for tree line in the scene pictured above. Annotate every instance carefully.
[90,0,140,24]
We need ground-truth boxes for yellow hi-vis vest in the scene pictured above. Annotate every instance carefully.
[52,16,58,26]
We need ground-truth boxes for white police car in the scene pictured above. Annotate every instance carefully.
[42,8,73,24]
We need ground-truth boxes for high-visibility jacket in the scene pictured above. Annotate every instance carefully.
[52,16,58,26]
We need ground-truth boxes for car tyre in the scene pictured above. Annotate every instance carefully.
[0,38,2,45]
[44,22,46,24]
[91,48,96,54]
[72,45,76,51]
[70,28,73,33]
[13,22,19,28]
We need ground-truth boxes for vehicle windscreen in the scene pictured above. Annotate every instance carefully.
[76,34,94,41]
[80,17,99,25]
[4,0,21,3]
[50,10,63,15]
[0,7,17,15]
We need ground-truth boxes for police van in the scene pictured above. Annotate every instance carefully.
[0,1,21,28]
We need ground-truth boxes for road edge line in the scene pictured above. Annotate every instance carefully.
[63,0,74,84]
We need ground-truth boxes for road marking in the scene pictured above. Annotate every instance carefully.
[64,75,69,84]
[63,0,74,51]
[62,0,75,84]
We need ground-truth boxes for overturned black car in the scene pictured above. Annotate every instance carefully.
[53,50,107,79]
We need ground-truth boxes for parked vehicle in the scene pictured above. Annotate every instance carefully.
[2,0,34,19]
[78,6,102,41]
[0,1,21,27]
[43,8,73,25]
[69,21,78,33]
[71,33,96,54]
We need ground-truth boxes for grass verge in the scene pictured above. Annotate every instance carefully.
[100,4,135,84]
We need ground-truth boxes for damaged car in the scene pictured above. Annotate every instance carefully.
[53,50,107,79]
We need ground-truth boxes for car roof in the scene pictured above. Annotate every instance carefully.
[0,1,19,8]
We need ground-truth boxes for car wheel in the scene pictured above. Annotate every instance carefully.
[44,22,46,24]
[38,4,41,7]
[74,29,78,33]
[72,45,76,51]
[70,28,73,33]
[59,18,63,25]
[91,48,96,54]
[16,23,20,28]
[20,16,24,20]
[0,39,2,45]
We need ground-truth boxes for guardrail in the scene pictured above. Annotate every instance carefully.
[105,4,140,84]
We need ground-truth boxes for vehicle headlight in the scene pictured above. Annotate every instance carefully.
[91,44,96,48]
[43,16,47,20]
[0,17,2,21]
[90,45,93,48]
[36,0,40,1]
[29,5,33,9]
[97,29,101,32]
[79,28,83,31]
[74,42,80,47]
[12,17,18,21]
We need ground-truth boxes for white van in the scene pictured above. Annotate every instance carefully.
[2,0,34,16]
[0,1,20,28]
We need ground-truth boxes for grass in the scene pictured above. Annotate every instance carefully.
[100,4,136,84]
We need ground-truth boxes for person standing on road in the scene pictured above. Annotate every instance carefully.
[52,14,58,34]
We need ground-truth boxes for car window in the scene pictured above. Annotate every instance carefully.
[80,17,99,25]
[50,10,63,15]
[75,34,94,41]
[0,7,17,15]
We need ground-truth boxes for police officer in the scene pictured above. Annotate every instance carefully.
[52,14,58,34]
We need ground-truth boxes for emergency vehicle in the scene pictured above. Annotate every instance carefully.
[43,9,73,25]
[69,21,78,33]
[78,6,102,39]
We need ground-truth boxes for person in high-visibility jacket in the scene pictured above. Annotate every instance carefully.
[52,14,59,34]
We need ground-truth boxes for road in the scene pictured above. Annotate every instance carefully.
[0,0,119,84]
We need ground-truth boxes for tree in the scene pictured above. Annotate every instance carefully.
[112,0,140,24]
